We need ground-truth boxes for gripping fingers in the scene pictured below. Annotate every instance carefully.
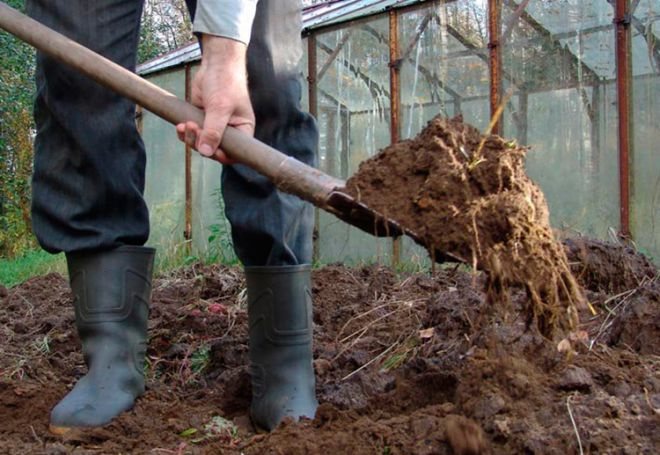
[176,121,200,149]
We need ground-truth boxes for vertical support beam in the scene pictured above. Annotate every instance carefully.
[184,63,193,253]
[453,97,462,116]
[307,35,321,263]
[389,9,402,267]
[517,90,528,145]
[590,83,601,175]
[488,0,503,135]
[340,109,350,179]
[614,0,632,238]
[327,107,337,175]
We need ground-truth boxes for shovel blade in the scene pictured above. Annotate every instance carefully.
[324,190,464,264]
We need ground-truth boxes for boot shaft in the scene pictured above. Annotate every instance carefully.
[66,245,155,375]
[245,264,313,347]
[244,264,318,430]
[67,245,155,325]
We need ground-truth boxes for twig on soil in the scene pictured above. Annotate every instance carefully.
[334,310,400,362]
[150,442,187,454]
[1,325,15,344]
[345,308,401,339]
[331,327,371,364]
[29,425,43,446]
[336,300,391,342]
[589,276,650,350]
[15,292,35,319]
[342,338,401,381]
[566,394,584,455]
[335,298,422,346]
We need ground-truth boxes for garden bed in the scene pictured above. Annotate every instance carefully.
[0,238,657,454]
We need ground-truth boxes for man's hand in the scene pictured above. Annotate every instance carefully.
[176,35,255,164]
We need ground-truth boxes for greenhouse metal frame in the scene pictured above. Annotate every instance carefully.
[138,0,659,264]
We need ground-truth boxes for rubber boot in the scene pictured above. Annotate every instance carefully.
[49,246,155,435]
[245,265,318,431]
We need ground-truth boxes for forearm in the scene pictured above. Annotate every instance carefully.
[200,34,247,70]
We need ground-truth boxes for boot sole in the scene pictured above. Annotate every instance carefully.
[49,424,70,436]
[48,424,91,439]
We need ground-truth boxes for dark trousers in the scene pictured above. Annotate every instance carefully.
[27,0,317,266]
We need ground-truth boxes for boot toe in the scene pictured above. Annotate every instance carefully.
[50,383,138,432]
[251,391,318,431]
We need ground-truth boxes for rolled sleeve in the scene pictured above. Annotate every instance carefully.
[193,0,258,44]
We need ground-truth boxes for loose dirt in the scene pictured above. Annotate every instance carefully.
[345,116,585,336]
[0,238,657,454]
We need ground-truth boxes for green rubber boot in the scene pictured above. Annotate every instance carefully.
[49,246,155,435]
[245,264,318,431]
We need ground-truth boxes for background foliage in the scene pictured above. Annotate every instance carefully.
[0,0,35,257]
[0,0,192,259]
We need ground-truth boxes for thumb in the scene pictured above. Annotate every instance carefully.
[197,108,229,158]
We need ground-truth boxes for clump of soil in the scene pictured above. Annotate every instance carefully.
[564,237,657,294]
[0,244,658,454]
[345,115,585,336]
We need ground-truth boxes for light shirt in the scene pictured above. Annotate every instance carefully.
[192,0,259,44]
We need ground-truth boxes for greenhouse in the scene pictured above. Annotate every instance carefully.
[137,0,659,265]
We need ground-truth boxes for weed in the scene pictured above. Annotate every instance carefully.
[206,189,238,265]
[381,351,408,371]
[190,345,210,375]
[206,221,237,265]
[0,250,66,287]
[192,415,240,444]
[32,334,50,355]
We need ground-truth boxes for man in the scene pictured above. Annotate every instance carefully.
[27,0,318,433]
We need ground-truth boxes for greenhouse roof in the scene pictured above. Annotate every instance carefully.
[137,0,659,96]
[302,0,424,30]
[138,0,429,75]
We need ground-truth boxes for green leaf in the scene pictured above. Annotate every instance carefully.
[179,427,198,437]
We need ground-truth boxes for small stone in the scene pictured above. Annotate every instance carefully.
[411,415,437,439]
[0,285,8,298]
[493,418,511,438]
[44,443,68,455]
[473,393,507,419]
[558,366,594,392]
[611,381,632,399]
[604,396,626,418]
[314,358,332,376]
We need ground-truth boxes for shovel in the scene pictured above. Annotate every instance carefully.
[0,1,460,263]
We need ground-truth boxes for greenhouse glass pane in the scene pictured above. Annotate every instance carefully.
[398,0,491,136]
[184,66,235,262]
[313,17,393,264]
[631,33,659,76]
[301,37,310,112]
[143,70,187,257]
[502,2,619,240]
[631,3,660,263]
[522,0,614,35]
[314,17,390,179]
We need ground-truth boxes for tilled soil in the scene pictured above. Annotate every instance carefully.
[345,116,585,335]
[0,238,658,454]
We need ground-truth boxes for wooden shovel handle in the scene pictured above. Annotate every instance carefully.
[0,1,344,207]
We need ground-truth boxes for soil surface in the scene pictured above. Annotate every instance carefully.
[345,116,584,335]
[0,238,657,454]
